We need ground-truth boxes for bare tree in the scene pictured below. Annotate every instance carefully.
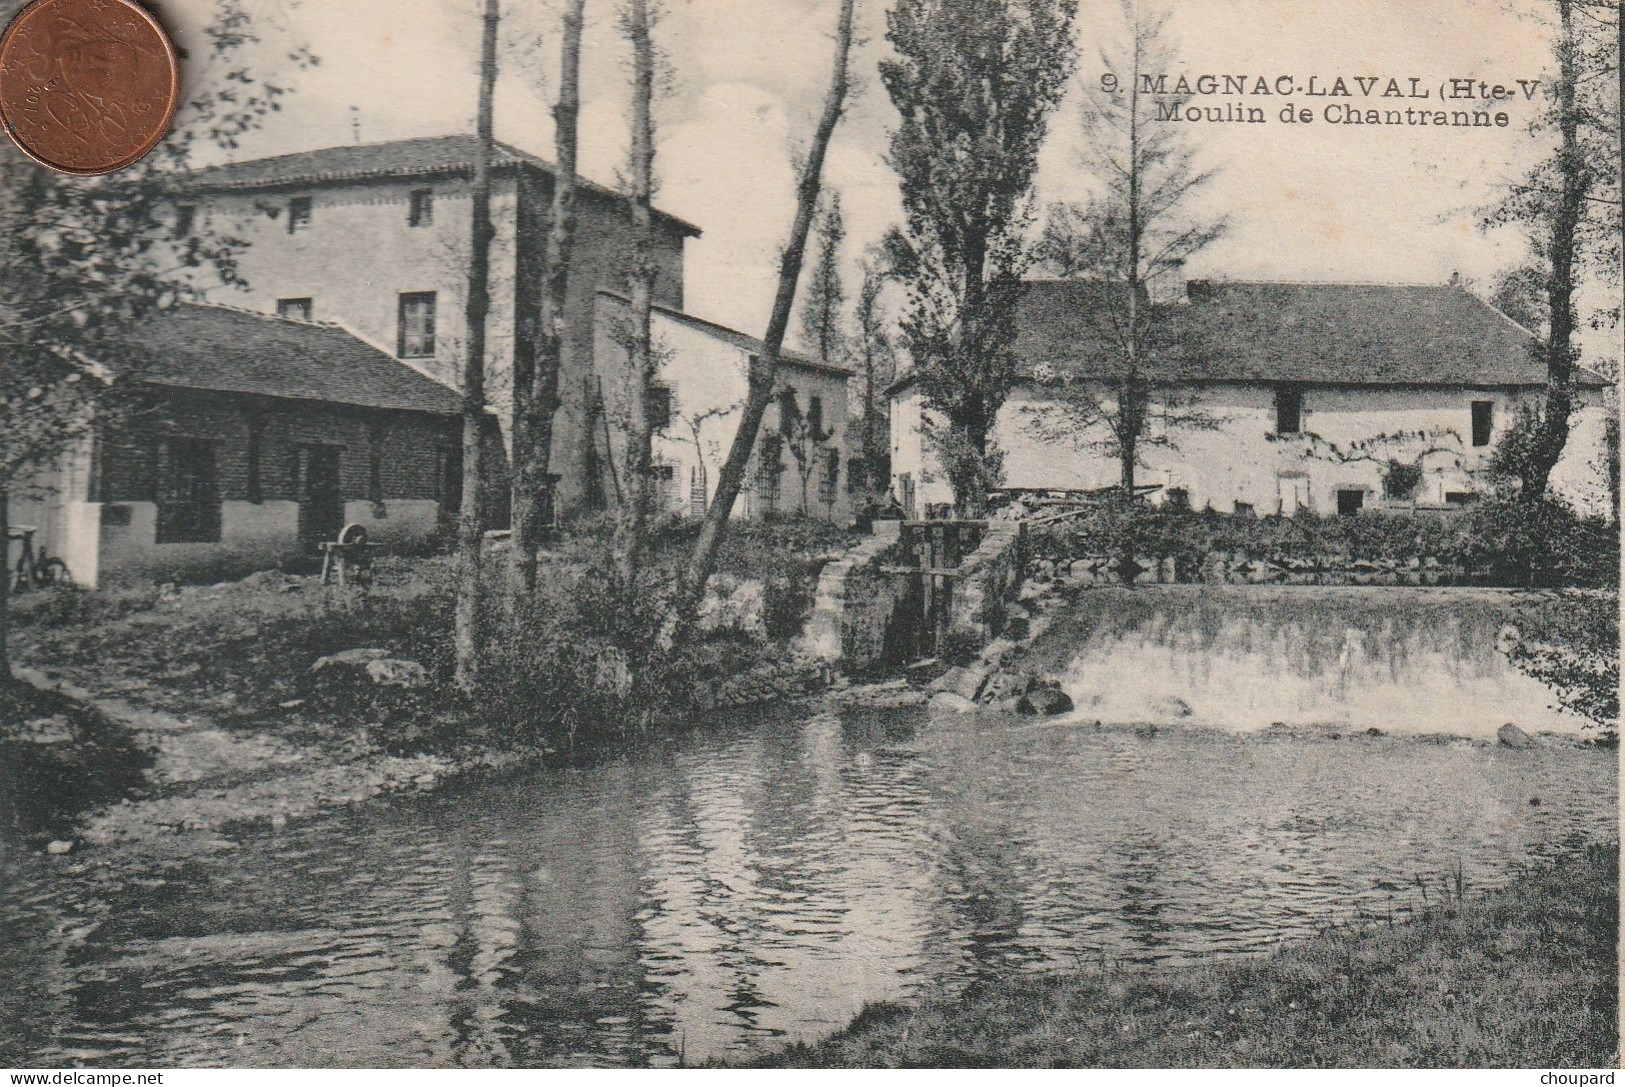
[453,0,502,691]
[511,0,588,592]
[612,0,658,585]
[880,0,1077,512]
[675,0,858,625]
[1031,1,1227,498]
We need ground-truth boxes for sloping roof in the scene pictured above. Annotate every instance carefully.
[890,279,1607,394]
[116,303,463,415]
[597,290,855,377]
[178,134,702,237]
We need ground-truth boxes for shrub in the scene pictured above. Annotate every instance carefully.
[1506,591,1619,731]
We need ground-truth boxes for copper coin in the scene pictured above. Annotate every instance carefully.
[0,0,179,175]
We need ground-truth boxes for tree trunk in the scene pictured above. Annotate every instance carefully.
[512,0,586,593]
[1522,0,1584,501]
[454,0,500,691]
[613,0,656,587]
[675,0,856,625]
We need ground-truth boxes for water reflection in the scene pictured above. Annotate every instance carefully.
[0,591,1616,1067]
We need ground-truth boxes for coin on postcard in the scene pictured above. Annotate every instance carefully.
[0,0,180,175]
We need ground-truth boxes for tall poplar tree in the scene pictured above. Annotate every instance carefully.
[880,0,1077,512]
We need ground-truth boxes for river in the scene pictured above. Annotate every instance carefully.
[0,587,1615,1067]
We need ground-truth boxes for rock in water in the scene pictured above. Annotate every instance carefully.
[1149,695,1193,719]
[46,840,74,855]
[1018,685,1074,716]
[1497,723,1535,749]
[929,691,978,713]
[311,648,392,674]
[365,659,430,689]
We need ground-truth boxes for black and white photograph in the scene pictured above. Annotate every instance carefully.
[0,0,1620,1073]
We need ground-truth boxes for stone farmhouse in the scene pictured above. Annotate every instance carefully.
[593,292,854,522]
[13,304,465,588]
[14,134,857,587]
[169,134,700,521]
[889,277,1613,518]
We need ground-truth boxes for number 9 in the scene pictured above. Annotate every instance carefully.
[1101,73,1118,93]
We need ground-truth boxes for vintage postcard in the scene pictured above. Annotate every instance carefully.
[0,0,1619,1075]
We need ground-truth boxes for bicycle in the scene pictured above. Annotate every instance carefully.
[9,525,70,593]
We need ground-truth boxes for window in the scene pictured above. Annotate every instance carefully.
[651,463,675,510]
[1445,491,1478,507]
[1336,489,1365,517]
[1471,400,1494,447]
[1166,487,1190,510]
[1233,501,1255,518]
[155,437,221,543]
[398,292,437,358]
[1274,386,1303,435]
[808,395,824,438]
[756,432,784,511]
[409,188,434,227]
[648,383,673,430]
[277,297,313,322]
[174,204,195,239]
[287,196,312,234]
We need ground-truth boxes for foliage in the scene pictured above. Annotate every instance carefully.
[1382,458,1424,500]
[849,251,897,499]
[1506,591,1619,731]
[1028,492,1618,588]
[880,0,1076,510]
[800,191,847,364]
[1478,0,1621,499]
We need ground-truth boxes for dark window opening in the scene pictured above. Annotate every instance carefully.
[1471,400,1494,447]
[756,432,784,511]
[367,421,388,508]
[651,463,675,509]
[1445,491,1478,507]
[1336,489,1366,517]
[1274,386,1303,435]
[648,384,673,430]
[398,292,437,358]
[409,188,434,227]
[155,437,221,543]
[819,448,840,507]
[174,204,195,239]
[287,196,312,234]
[808,395,824,437]
[277,297,313,322]
[1233,501,1255,518]
[1166,486,1190,510]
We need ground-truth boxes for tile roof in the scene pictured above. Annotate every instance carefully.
[177,134,702,237]
[892,279,1606,393]
[597,291,856,377]
[116,303,463,415]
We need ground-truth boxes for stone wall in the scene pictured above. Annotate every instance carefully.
[804,520,1027,670]
[802,521,909,669]
[947,522,1027,643]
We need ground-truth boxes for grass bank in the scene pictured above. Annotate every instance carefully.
[4,518,858,845]
[756,841,1619,1069]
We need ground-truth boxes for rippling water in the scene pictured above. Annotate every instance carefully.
[0,590,1615,1067]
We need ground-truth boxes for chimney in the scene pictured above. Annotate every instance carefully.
[1147,258,1188,306]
